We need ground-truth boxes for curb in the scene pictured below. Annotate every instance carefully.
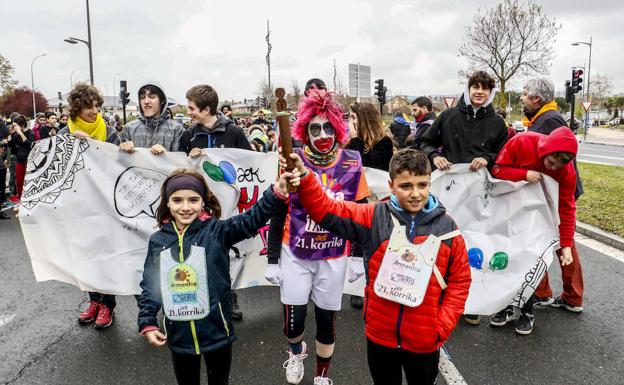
[576,222,624,251]
[584,140,624,148]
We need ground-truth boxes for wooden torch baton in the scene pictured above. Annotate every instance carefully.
[275,87,296,171]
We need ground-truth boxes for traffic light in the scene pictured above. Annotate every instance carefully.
[374,78,387,104]
[119,80,130,106]
[564,80,572,103]
[571,69,583,95]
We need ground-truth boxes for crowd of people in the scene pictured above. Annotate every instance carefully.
[0,71,585,385]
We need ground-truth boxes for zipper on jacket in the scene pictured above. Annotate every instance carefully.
[396,305,405,349]
[218,303,231,337]
[174,225,201,355]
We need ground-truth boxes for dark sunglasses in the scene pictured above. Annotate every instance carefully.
[308,122,335,137]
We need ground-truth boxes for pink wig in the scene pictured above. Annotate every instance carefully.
[292,88,348,145]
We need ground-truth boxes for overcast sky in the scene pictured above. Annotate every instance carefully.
[2,0,622,104]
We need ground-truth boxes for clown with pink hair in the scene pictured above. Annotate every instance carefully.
[265,78,370,385]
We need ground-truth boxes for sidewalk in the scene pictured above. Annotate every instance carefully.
[580,126,624,147]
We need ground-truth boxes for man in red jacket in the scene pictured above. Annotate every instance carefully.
[284,148,471,385]
[490,126,580,335]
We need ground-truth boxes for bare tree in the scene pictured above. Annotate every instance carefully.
[458,0,561,108]
[291,80,301,108]
[0,54,18,99]
[590,74,613,105]
[256,80,273,109]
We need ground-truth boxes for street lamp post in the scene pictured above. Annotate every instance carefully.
[30,53,47,118]
[64,0,94,85]
[572,37,592,141]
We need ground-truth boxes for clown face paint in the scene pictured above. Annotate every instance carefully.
[308,115,335,154]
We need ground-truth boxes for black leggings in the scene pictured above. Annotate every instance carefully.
[171,344,232,385]
[367,339,439,385]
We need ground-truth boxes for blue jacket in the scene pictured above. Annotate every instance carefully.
[138,186,286,354]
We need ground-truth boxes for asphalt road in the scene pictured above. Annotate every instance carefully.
[2,217,624,385]
[577,142,624,167]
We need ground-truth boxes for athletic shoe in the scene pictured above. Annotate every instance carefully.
[515,312,535,335]
[463,314,480,325]
[78,301,100,324]
[9,195,19,204]
[94,304,114,329]
[0,211,10,220]
[489,306,515,327]
[350,295,363,309]
[283,341,308,384]
[534,296,554,307]
[231,292,242,320]
[550,296,583,313]
[313,376,334,385]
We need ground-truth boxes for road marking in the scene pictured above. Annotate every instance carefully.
[576,233,624,263]
[439,346,468,384]
[580,154,624,161]
[577,159,614,166]
[0,313,16,327]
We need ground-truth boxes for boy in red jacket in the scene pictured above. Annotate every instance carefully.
[283,148,471,385]
[490,126,580,335]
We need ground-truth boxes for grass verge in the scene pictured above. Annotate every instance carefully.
[577,162,624,238]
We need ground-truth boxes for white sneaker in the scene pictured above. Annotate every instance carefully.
[283,341,308,384]
[313,376,334,385]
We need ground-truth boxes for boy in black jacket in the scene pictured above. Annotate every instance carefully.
[419,71,507,325]
[420,71,508,173]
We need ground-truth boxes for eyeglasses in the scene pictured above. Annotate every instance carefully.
[308,122,335,137]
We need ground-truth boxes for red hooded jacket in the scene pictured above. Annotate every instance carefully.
[297,173,471,353]
[491,126,578,247]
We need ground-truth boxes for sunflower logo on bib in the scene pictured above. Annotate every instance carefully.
[168,264,199,304]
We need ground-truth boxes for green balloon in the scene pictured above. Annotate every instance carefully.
[489,252,509,271]
[203,161,224,181]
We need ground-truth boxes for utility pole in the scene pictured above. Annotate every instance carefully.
[266,20,272,95]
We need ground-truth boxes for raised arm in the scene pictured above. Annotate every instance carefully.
[491,138,529,182]
[217,184,288,249]
[297,171,374,245]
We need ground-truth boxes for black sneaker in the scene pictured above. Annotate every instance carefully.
[515,312,535,335]
[463,314,481,325]
[550,296,583,313]
[0,211,10,220]
[533,296,554,307]
[489,306,515,327]
[231,291,242,321]
[350,295,363,309]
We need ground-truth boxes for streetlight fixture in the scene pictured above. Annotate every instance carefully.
[572,37,592,138]
[30,53,47,118]
[64,0,94,85]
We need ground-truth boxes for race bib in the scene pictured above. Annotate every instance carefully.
[160,245,210,321]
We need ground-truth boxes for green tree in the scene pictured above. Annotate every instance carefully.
[555,97,570,113]
[458,0,561,109]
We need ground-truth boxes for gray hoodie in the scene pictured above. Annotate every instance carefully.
[120,82,184,151]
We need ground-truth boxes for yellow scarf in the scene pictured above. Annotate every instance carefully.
[521,101,558,128]
[68,113,107,142]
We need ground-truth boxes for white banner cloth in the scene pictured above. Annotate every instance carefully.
[19,135,276,295]
[21,137,560,314]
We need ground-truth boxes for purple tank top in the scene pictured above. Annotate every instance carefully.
[288,148,363,260]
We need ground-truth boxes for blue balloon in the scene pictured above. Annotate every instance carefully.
[468,248,484,270]
[219,161,237,184]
